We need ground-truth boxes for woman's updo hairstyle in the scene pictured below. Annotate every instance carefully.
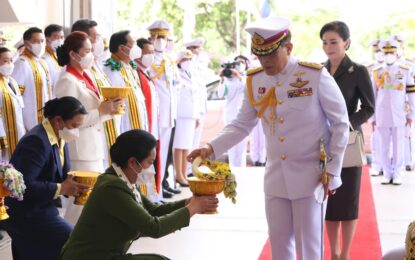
[319,21,351,50]
[56,31,89,66]
[110,129,157,168]
[43,96,87,120]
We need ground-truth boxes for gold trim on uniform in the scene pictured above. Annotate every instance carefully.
[406,85,415,93]
[399,64,411,70]
[298,61,324,70]
[290,71,309,88]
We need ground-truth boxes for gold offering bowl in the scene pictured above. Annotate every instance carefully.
[100,86,131,115]
[70,171,99,205]
[0,178,11,221]
[187,176,224,214]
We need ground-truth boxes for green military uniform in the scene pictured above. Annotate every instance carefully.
[61,167,190,260]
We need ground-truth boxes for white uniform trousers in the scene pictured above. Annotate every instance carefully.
[370,129,382,171]
[404,124,414,168]
[378,126,405,179]
[64,160,105,226]
[157,126,173,200]
[228,137,247,168]
[250,121,266,163]
[265,195,324,260]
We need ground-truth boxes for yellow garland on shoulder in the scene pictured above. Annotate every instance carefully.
[45,47,61,72]
[0,76,19,155]
[247,75,277,135]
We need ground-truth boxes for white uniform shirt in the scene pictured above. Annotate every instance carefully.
[12,55,50,131]
[372,62,415,127]
[103,61,149,133]
[210,56,349,200]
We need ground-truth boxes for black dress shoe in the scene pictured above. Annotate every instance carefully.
[165,186,181,194]
[176,180,189,187]
[187,173,194,177]
[162,189,174,199]
[406,165,413,171]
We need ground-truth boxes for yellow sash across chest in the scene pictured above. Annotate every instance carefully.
[0,76,19,155]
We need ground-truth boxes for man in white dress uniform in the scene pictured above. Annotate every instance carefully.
[147,20,180,199]
[188,16,349,260]
[12,27,51,131]
[372,39,415,185]
[43,24,64,97]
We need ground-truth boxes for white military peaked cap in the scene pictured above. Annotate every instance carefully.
[183,37,205,48]
[379,39,399,52]
[147,20,170,37]
[391,34,405,43]
[14,39,24,49]
[245,16,291,56]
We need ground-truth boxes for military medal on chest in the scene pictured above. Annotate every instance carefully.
[289,71,309,88]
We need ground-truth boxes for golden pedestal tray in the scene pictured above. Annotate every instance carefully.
[187,176,224,214]
[70,171,100,205]
[100,86,131,115]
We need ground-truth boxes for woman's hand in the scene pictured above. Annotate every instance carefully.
[186,195,219,216]
[99,98,124,116]
[60,175,91,197]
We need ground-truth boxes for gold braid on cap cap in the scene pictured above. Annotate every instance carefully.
[149,28,169,37]
[381,41,397,53]
[251,31,288,56]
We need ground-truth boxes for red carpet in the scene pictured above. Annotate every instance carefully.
[258,166,382,259]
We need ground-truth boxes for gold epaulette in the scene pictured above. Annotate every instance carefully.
[298,61,323,70]
[372,65,382,71]
[18,85,25,95]
[399,64,411,70]
[247,67,264,76]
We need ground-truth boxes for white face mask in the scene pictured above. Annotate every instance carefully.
[30,42,45,57]
[76,52,95,70]
[0,63,14,77]
[141,53,154,68]
[129,45,142,61]
[180,60,191,71]
[154,38,167,52]
[59,127,80,142]
[133,161,155,184]
[384,53,397,65]
[50,39,63,51]
[374,51,384,63]
[92,38,105,59]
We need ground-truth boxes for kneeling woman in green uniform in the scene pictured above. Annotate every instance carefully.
[61,129,219,260]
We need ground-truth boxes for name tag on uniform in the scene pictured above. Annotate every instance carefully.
[287,88,313,98]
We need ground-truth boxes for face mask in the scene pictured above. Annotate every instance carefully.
[30,42,45,57]
[133,160,155,184]
[154,38,167,52]
[92,38,105,59]
[50,39,63,51]
[76,52,95,70]
[59,127,79,142]
[141,54,154,68]
[384,53,397,65]
[0,63,14,77]
[374,52,384,63]
[180,60,191,71]
[129,45,142,60]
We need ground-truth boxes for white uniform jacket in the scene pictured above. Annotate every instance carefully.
[55,70,111,161]
[42,49,62,97]
[148,53,178,128]
[210,56,349,200]
[12,55,50,131]
[177,68,200,119]
[372,62,415,127]
[217,76,246,124]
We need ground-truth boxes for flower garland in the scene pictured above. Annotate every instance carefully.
[192,157,237,204]
[104,58,138,71]
[0,161,26,201]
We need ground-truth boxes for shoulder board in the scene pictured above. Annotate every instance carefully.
[372,65,382,71]
[406,58,415,62]
[298,61,323,70]
[247,67,264,76]
[399,64,411,70]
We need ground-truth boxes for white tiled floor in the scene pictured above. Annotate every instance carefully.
[1,167,414,260]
